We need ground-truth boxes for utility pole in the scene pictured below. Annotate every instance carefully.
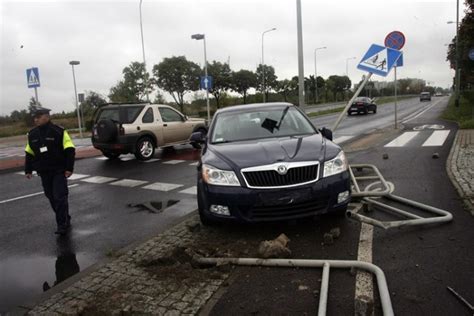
[296,0,305,108]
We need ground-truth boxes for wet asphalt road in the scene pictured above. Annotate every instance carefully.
[1,96,469,314]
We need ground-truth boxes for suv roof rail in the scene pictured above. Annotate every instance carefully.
[99,102,150,106]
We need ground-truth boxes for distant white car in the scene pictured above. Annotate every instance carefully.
[435,92,443,97]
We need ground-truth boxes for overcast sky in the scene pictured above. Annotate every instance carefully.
[0,0,463,115]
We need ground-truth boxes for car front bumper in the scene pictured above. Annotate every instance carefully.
[198,171,351,223]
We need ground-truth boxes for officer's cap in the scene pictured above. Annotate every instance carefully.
[32,107,51,117]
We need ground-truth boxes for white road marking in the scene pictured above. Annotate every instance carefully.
[67,173,90,180]
[143,158,160,163]
[95,157,109,160]
[422,130,450,147]
[120,155,135,161]
[354,223,374,313]
[110,179,148,187]
[142,182,183,192]
[81,176,117,184]
[179,186,197,195]
[15,171,38,176]
[402,98,444,123]
[384,131,419,147]
[162,160,185,165]
[0,184,79,204]
[333,135,353,144]
[189,162,199,166]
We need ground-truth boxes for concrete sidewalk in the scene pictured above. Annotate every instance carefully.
[447,129,474,214]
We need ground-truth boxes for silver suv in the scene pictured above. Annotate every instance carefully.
[92,103,207,160]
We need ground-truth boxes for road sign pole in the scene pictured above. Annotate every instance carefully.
[71,64,83,139]
[394,66,398,129]
[34,87,39,104]
[332,73,372,131]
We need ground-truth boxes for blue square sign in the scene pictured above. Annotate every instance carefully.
[357,44,402,77]
[200,75,213,90]
[26,67,40,88]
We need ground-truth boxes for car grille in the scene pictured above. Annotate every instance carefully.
[241,198,329,221]
[242,163,319,188]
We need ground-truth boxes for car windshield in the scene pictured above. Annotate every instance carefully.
[211,107,316,143]
[354,97,370,102]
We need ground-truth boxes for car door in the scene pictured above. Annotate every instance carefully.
[158,107,189,144]
[138,106,163,146]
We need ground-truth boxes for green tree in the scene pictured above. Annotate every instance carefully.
[207,61,232,108]
[446,0,473,90]
[256,64,278,101]
[81,91,108,116]
[231,69,257,104]
[153,56,200,113]
[326,75,351,101]
[305,75,317,104]
[276,79,293,102]
[109,62,153,103]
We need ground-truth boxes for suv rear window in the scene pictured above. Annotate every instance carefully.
[96,106,144,124]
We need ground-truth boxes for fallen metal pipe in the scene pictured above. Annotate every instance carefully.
[347,194,453,229]
[196,257,394,316]
[318,262,330,316]
[349,164,392,198]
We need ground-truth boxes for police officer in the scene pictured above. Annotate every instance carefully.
[25,107,76,235]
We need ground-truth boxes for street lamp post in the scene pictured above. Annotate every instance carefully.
[314,46,327,103]
[261,27,276,103]
[139,0,150,102]
[448,0,461,106]
[69,60,83,139]
[345,57,356,77]
[191,34,210,122]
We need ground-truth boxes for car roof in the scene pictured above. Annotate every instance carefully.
[99,103,176,110]
[215,102,296,114]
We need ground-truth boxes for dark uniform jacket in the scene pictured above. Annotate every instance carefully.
[25,122,76,174]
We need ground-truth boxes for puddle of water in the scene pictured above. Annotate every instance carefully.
[0,238,96,313]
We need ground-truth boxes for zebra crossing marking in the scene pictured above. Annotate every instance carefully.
[142,182,184,192]
[385,131,419,147]
[422,130,450,147]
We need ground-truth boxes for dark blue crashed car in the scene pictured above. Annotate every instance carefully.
[190,103,351,225]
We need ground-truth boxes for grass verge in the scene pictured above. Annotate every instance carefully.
[441,93,474,129]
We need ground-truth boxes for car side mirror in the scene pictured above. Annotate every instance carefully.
[319,127,333,141]
[190,131,206,144]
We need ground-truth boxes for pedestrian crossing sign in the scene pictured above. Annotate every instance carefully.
[357,44,402,77]
[26,67,40,88]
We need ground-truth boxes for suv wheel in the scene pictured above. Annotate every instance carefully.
[134,137,155,161]
[102,151,121,160]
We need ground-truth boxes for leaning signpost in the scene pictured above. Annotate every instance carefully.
[332,36,404,131]
[26,67,41,104]
[384,31,406,129]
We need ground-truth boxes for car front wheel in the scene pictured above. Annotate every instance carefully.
[134,137,155,161]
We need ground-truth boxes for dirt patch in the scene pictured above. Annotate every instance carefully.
[343,128,400,153]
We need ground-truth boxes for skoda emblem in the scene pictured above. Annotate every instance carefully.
[277,164,288,175]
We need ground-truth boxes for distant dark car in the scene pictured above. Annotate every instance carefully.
[190,103,351,225]
[420,92,431,101]
[347,97,377,115]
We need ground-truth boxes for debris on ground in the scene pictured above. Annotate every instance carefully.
[432,152,440,159]
[258,233,291,258]
[323,233,334,245]
[186,222,201,233]
[383,153,389,159]
[330,227,341,239]
[298,285,309,291]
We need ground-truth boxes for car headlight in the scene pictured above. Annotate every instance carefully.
[202,164,240,186]
[323,151,348,178]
